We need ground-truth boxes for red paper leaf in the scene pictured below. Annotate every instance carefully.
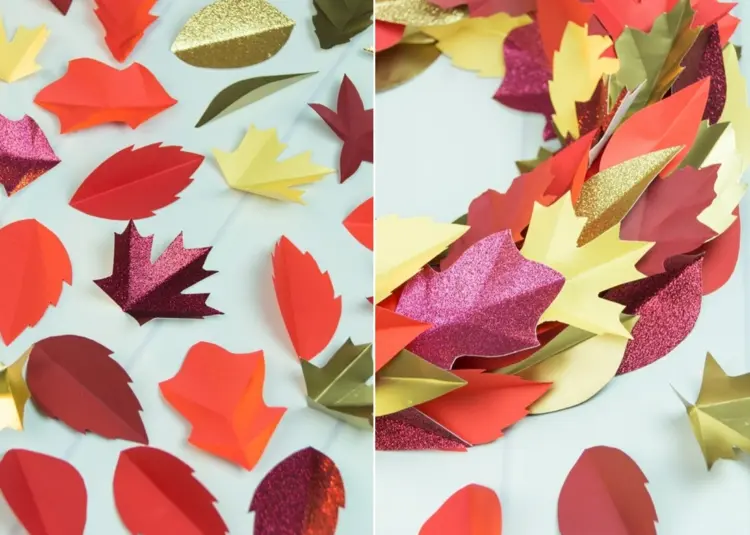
[558,446,657,535]
[34,59,176,134]
[699,213,740,294]
[375,407,469,451]
[343,197,373,250]
[591,0,672,39]
[309,75,373,182]
[537,0,593,62]
[375,306,431,372]
[691,0,736,28]
[114,446,227,535]
[0,114,60,197]
[69,144,203,220]
[250,447,344,535]
[95,0,158,62]
[272,236,341,361]
[430,0,536,17]
[94,221,220,324]
[420,484,502,535]
[375,21,405,52]
[717,13,739,46]
[47,0,72,14]
[0,219,71,344]
[0,450,87,535]
[26,335,148,443]
[160,342,286,470]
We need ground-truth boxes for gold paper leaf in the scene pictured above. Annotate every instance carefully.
[0,349,30,431]
[375,0,466,27]
[376,42,441,92]
[0,16,49,83]
[171,0,295,69]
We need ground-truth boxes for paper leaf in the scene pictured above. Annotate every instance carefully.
[0,450,87,535]
[0,351,30,431]
[94,221,220,324]
[375,306,430,372]
[430,0,534,17]
[396,231,564,370]
[272,237,341,360]
[69,144,203,220]
[0,17,49,83]
[27,335,147,443]
[250,447,344,535]
[197,73,316,128]
[48,0,72,15]
[559,446,657,535]
[343,197,373,250]
[94,0,157,62]
[719,44,750,171]
[310,75,373,181]
[536,0,592,63]
[376,349,467,416]
[592,0,675,39]
[160,342,285,469]
[0,220,72,344]
[420,484,502,535]
[213,125,333,203]
[172,0,294,68]
[0,114,60,197]
[375,20,405,52]
[376,407,469,451]
[375,215,468,303]
[699,214,740,295]
[521,193,652,337]
[301,339,372,429]
[114,446,227,535]
[376,42,441,92]
[34,59,176,134]
[313,0,373,49]
[376,0,466,26]
[419,370,550,444]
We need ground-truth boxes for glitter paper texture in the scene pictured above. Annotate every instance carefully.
[375,0,466,26]
[0,114,60,196]
[375,407,468,451]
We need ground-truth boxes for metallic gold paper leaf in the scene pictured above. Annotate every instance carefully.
[0,349,30,431]
[197,72,316,127]
[375,0,466,27]
[376,42,440,92]
[313,0,373,50]
[0,17,49,83]
[301,339,373,429]
[171,0,295,69]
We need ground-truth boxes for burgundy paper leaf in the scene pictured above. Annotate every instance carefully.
[0,114,60,197]
[47,0,72,14]
[430,0,536,16]
[0,449,87,535]
[396,231,564,369]
[26,334,148,443]
[376,407,469,451]
[250,447,345,535]
[94,221,221,324]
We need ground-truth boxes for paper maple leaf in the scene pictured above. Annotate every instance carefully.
[95,0,158,62]
[213,125,332,203]
[94,221,221,324]
[0,114,60,196]
[0,17,49,83]
[313,0,372,49]
[521,193,652,337]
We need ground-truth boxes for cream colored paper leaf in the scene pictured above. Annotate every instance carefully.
[0,17,49,83]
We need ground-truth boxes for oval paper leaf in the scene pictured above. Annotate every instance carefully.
[376,407,469,451]
[376,43,441,92]
[114,447,227,535]
[0,219,71,344]
[0,449,87,535]
[70,144,204,220]
[171,0,294,68]
[0,351,31,431]
[419,484,502,535]
[559,446,657,535]
[26,335,148,443]
[250,447,344,535]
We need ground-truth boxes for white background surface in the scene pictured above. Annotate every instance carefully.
[375,5,750,535]
[0,1,373,534]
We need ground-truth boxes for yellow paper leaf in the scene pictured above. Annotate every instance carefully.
[549,23,619,139]
[521,193,652,337]
[375,215,468,303]
[421,13,531,77]
[0,349,30,431]
[213,126,333,203]
[719,45,750,172]
[0,17,49,83]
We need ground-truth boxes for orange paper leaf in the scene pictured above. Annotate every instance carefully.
[95,0,157,62]
[375,306,431,372]
[343,197,373,250]
[420,484,502,535]
[537,0,592,62]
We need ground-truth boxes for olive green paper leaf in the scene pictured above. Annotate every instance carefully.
[313,0,373,50]
[197,73,317,127]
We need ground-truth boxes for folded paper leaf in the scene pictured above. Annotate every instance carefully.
[431,0,534,17]
[375,20,405,51]
[0,350,30,431]
[699,214,740,295]
[536,0,592,63]
[0,17,49,83]
[343,197,373,250]
[376,0,466,26]
[313,0,373,49]
[375,42,441,92]
[419,484,502,535]
[0,114,60,197]
[720,45,750,170]
[375,306,430,372]
[376,407,468,451]
[48,0,73,14]
[95,0,157,62]
[592,0,672,39]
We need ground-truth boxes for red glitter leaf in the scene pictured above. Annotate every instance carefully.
[375,306,431,372]
[95,0,158,62]
[558,446,657,535]
[47,0,72,14]
[375,20,405,52]
[0,114,60,197]
[272,236,342,361]
[420,484,502,535]
[26,335,148,443]
[537,0,593,62]
[70,144,203,221]
[343,197,373,250]
[94,221,221,324]
[429,0,536,16]
[114,446,227,535]
[0,449,87,535]
[375,407,469,451]
[250,447,344,535]
[0,219,71,344]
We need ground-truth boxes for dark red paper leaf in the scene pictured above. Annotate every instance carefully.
[114,446,227,535]
[95,0,158,62]
[559,446,657,535]
[343,197,373,250]
[0,114,60,197]
[376,407,469,451]
[47,0,72,14]
[26,335,147,443]
[94,221,221,324]
[0,449,87,535]
[699,212,740,294]
[430,0,536,16]
[69,144,203,221]
[250,447,344,535]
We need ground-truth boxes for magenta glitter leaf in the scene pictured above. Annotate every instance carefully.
[0,114,60,197]
[250,447,344,535]
[375,407,469,451]
[395,230,564,370]
[94,221,221,324]
[608,258,703,375]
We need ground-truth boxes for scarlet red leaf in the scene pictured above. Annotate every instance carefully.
[47,0,72,14]
[0,449,87,535]
[343,197,373,250]
[558,446,657,535]
[114,446,227,535]
[591,0,672,39]
[0,219,71,344]
[70,144,203,221]
[375,21,405,52]
[699,212,740,294]
[717,13,739,46]
[430,0,536,17]
[375,306,431,372]
[272,236,341,360]
[95,0,158,62]
[537,0,592,62]
[420,484,502,535]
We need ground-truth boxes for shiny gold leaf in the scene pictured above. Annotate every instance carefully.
[375,0,466,27]
[376,42,441,92]
[0,349,30,431]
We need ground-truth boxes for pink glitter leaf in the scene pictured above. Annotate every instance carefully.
[396,231,564,370]
[0,114,60,197]
[375,407,469,451]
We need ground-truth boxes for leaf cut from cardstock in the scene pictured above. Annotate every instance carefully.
[375,20,405,51]
[376,407,469,451]
[0,114,60,197]
[376,42,441,92]
[536,0,592,63]
[720,44,750,169]
[48,0,72,14]
[0,351,30,431]
[94,0,157,62]
[376,0,466,26]
[313,0,373,49]
[419,484,502,535]
[343,197,373,250]
[375,306,430,372]
[0,17,49,83]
